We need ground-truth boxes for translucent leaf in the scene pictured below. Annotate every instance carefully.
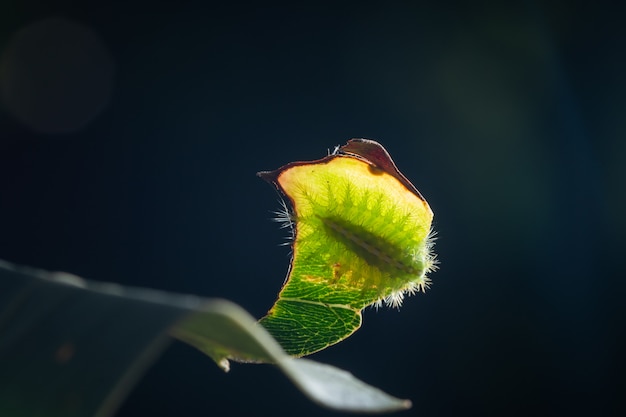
[258,139,437,356]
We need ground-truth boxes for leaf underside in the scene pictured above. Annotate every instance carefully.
[0,260,410,416]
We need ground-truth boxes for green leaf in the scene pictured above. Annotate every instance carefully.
[0,260,410,416]
[258,139,437,356]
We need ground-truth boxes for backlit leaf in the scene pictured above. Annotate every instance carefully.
[258,139,437,356]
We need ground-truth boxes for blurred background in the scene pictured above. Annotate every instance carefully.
[1,1,624,416]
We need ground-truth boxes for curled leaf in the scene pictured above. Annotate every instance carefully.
[258,139,437,356]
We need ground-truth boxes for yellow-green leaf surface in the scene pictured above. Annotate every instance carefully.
[258,139,437,356]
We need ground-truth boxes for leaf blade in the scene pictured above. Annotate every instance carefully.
[0,260,410,416]
[259,139,437,356]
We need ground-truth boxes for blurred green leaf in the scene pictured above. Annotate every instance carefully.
[0,260,410,416]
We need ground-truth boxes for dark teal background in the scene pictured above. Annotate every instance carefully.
[1,1,624,416]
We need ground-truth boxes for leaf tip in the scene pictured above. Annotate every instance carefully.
[257,169,279,184]
[217,357,231,372]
